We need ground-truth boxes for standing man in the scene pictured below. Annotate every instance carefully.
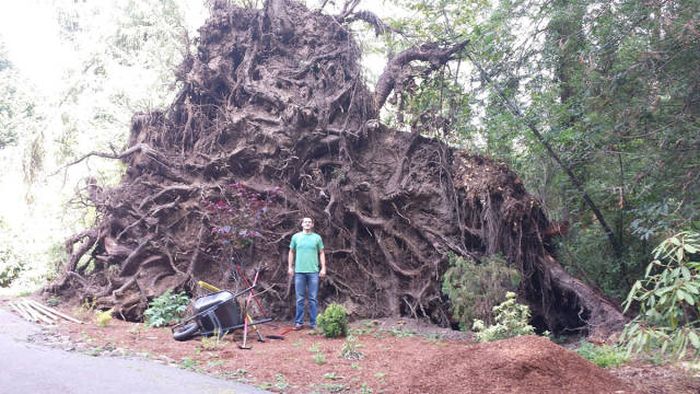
[288,217,326,330]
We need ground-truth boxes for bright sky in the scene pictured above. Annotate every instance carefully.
[0,1,402,90]
[0,2,68,92]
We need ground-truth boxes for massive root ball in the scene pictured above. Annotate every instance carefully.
[48,0,624,338]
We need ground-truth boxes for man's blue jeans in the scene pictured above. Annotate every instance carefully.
[294,272,319,327]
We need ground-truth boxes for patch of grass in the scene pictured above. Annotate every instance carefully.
[323,372,342,380]
[373,371,386,380]
[200,335,223,350]
[258,374,289,391]
[274,373,289,390]
[180,357,199,371]
[576,341,629,368]
[350,362,361,370]
[359,383,373,393]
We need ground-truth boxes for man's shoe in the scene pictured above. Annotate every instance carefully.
[293,324,303,331]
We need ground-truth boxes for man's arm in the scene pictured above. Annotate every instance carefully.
[288,249,295,276]
[319,249,326,278]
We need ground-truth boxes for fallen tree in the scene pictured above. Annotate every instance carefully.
[47,0,625,339]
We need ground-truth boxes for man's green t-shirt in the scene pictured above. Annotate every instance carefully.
[290,232,324,273]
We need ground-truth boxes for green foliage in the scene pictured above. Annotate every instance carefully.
[143,290,189,327]
[339,335,364,360]
[94,309,113,327]
[576,341,629,368]
[312,352,326,365]
[0,219,26,288]
[472,292,536,342]
[442,253,520,329]
[317,303,349,338]
[0,252,24,288]
[620,231,700,360]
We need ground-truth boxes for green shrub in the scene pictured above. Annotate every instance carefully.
[317,303,348,338]
[472,292,536,342]
[442,253,520,329]
[95,309,113,327]
[576,341,629,368]
[619,231,700,360]
[144,290,190,327]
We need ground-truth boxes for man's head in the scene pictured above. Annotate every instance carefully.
[301,217,314,232]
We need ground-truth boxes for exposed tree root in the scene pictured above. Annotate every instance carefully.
[46,0,625,338]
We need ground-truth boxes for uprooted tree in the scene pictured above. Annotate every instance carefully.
[47,0,625,339]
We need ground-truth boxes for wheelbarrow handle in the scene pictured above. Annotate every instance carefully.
[197,280,256,298]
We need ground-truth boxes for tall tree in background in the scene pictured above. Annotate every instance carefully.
[379,0,699,299]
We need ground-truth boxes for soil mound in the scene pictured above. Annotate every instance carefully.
[408,336,633,394]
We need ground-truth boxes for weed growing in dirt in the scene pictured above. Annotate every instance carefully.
[374,372,386,380]
[323,372,341,380]
[309,341,326,365]
[309,342,320,353]
[274,374,289,390]
[576,341,629,368]
[340,335,364,360]
[359,383,373,393]
[94,309,112,327]
[144,290,189,327]
[351,362,361,370]
[317,303,349,338]
[180,357,199,371]
[200,335,223,350]
[258,374,289,391]
[313,352,327,365]
[472,292,536,342]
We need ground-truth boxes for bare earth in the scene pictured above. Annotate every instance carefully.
[4,298,699,394]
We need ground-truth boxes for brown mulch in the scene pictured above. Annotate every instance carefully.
[6,299,699,394]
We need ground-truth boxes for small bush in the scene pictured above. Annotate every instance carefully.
[0,249,25,288]
[619,231,700,360]
[442,253,520,329]
[317,303,348,338]
[472,292,536,342]
[95,309,113,327]
[576,341,629,368]
[144,290,190,327]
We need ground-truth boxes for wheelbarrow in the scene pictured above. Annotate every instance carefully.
[171,285,272,342]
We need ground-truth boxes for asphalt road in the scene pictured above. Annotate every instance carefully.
[0,307,269,394]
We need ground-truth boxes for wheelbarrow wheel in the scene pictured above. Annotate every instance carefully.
[173,322,199,341]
